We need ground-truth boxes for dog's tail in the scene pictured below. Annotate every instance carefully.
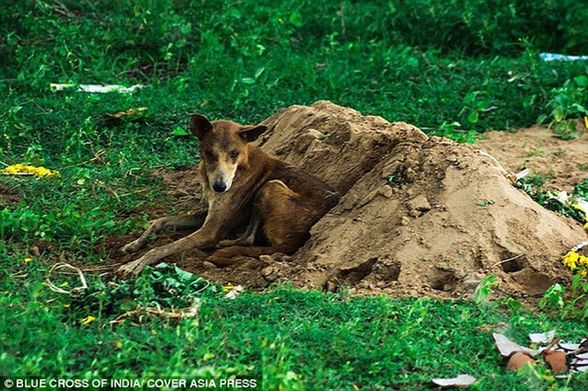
[207,245,292,266]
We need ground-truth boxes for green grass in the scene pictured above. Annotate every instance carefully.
[2,264,588,389]
[1,1,588,389]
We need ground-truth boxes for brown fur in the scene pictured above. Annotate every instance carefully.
[117,115,339,275]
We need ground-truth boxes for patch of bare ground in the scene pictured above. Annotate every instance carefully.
[477,124,588,192]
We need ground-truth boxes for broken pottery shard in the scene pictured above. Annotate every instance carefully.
[529,330,556,344]
[543,350,568,373]
[506,352,536,371]
[493,333,537,357]
[432,374,476,387]
[556,342,580,351]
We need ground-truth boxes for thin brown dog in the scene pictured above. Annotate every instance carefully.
[117,115,339,275]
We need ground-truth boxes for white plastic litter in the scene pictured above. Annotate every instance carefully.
[432,374,476,387]
[50,83,144,93]
[515,168,530,181]
[540,53,588,62]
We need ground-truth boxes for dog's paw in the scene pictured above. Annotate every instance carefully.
[116,259,147,277]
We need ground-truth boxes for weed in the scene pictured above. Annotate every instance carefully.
[516,175,587,225]
[474,274,498,303]
[61,263,218,324]
[526,149,545,158]
[477,199,496,208]
[434,122,477,144]
[539,75,588,140]
[539,274,588,320]
[386,171,408,186]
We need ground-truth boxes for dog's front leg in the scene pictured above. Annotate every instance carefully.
[117,221,220,276]
[117,197,239,276]
[120,212,207,254]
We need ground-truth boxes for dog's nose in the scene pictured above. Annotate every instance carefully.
[212,181,227,193]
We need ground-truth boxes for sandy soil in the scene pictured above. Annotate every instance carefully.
[477,125,588,192]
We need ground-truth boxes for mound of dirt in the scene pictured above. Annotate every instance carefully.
[109,101,587,299]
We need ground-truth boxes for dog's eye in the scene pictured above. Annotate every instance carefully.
[230,150,239,159]
[205,150,214,158]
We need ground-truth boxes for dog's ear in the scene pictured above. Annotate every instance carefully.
[190,114,213,139]
[239,125,268,142]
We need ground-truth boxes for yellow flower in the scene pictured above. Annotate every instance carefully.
[223,283,235,292]
[2,164,59,177]
[80,316,96,325]
[23,257,32,263]
[562,251,579,270]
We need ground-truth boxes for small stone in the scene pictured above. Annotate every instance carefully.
[401,216,411,226]
[262,266,275,277]
[306,128,325,139]
[408,210,420,218]
[201,261,217,269]
[262,266,279,282]
[407,195,432,213]
[325,280,338,292]
[379,184,394,198]
[405,168,417,180]
[259,255,272,263]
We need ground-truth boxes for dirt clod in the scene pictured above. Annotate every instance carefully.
[407,194,432,217]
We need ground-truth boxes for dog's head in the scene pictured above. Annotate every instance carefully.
[190,114,267,193]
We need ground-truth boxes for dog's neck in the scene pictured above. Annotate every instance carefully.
[237,144,276,180]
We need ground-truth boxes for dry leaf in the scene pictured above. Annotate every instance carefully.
[570,343,588,373]
[108,107,148,119]
[432,374,476,388]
